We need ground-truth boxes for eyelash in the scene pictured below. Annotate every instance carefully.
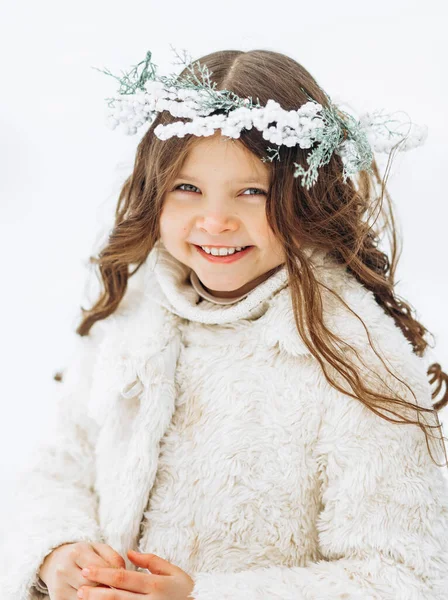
[174,183,267,196]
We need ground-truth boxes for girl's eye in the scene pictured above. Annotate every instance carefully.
[174,184,266,196]
[175,183,199,193]
[242,188,266,196]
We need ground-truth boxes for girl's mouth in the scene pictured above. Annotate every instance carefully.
[193,245,254,264]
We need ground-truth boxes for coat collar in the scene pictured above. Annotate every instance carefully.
[146,238,291,324]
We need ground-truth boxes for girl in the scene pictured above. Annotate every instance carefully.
[3,48,448,600]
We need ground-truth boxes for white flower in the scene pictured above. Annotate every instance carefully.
[184,89,202,102]
[233,106,252,120]
[285,111,300,129]
[109,107,121,120]
[284,135,299,147]
[134,89,148,104]
[263,108,281,124]
[124,124,137,136]
[234,117,248,129]
[220,123,240,138]
[265,99,282,111]
[261,128,271,141]
[182,122,194,134]
[297,136,312,149]
[300,122,314,136]
[299,101,322,118]
[183,99,200,110]
[106,116,120,130]
[170,122,184,133]
[176,88,191,100]
[264,128,283,145]
[187,123,203,136]
[208,114,226,124]
[252,110,273,131]
[154,124,170,140]
[169,102,181,117]
[226,114,243,127]
[176,126,188,138]
[154,98,171,112]
[149,87,168,101]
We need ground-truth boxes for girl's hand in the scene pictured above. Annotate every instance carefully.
[38,541,126,596]
[77,549,195,599]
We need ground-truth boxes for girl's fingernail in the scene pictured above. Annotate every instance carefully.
[81,568,90,576]
[77,589,84,598]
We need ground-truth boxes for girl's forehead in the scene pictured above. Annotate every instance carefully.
[180,134,271,182]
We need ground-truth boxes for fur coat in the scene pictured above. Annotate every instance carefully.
[2,239,448,600]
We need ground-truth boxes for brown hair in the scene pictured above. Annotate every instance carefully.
[74,49,448,467]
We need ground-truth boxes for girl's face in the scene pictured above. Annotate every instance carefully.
[159,131,286,299]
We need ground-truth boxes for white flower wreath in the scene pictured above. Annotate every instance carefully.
[92,47,428,190]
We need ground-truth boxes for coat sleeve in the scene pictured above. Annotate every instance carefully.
[189,297,448,600]
[0,327,107,600]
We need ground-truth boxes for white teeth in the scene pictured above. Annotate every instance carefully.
[200,246,246,256]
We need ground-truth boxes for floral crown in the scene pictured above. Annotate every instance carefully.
[92,48,428,190]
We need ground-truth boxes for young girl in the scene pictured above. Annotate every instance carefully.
[3,48,448,600]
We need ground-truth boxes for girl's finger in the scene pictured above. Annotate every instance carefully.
[78,585,142,599]
[69,544,115,590]
[81,565,154,594]
[71,544,112,571]
[91,542,126,569]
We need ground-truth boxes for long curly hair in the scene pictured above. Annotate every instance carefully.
[74,48,447,467]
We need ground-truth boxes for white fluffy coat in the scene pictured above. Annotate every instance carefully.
[2,240,448,600]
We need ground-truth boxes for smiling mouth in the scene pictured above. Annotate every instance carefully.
[192,244,254,249]
[192,244,255,262]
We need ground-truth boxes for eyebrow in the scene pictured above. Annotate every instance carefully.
[175,173,269,186]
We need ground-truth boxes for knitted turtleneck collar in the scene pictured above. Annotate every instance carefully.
[189,269,255,305]
[147,239,291,325]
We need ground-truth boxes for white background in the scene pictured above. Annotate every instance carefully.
[1,0,447,527]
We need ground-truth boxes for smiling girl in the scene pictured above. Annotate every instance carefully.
[3,48,448,600]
